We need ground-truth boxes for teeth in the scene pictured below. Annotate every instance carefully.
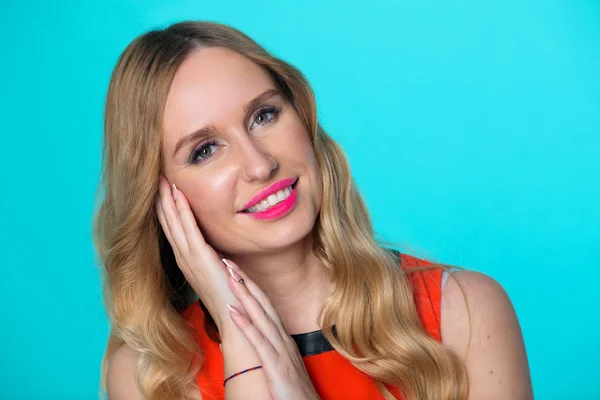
[246,185,293,213]
[267,194,278,206]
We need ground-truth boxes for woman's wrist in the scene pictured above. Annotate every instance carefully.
[213,305,241,335]
[219,322,273,398]
[219,318,262,373]
[201,299,239,332]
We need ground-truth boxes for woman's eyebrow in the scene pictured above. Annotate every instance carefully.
[243,88,281,120]
[172,88,283,159]
[173,124,217,159]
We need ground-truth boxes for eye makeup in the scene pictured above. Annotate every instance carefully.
[187,103,282,165]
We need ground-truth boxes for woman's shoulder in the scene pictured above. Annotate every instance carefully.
[397,250,532,397]
[106,343,204,400]
[440,270,514,350]
[105,344,142,400]
[440,270,533,398]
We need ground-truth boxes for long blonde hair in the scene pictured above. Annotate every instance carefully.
[93,20,468,400]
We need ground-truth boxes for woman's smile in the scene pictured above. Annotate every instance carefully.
[241,178,299,221]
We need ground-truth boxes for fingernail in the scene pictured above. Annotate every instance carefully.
[227,265,244,283]
[227,304,241,315]
[172,183,179,200]
[221,258,239,270]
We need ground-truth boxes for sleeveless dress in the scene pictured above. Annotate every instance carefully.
[181,252,443,400]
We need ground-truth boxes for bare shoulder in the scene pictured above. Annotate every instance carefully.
[106,344,143,400]
[106,344,203,400]
[440,270,514,354]
[440,271,534,399]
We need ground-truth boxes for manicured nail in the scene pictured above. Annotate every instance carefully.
[221,258,239,270]
[227,265,244,283]
[172,183,178,200]
[227,304,241,316]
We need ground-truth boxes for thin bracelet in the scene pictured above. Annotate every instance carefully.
[223,365,263,387]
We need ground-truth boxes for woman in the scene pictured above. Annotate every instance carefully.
[94,21,532,400]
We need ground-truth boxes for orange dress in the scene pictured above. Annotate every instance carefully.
[181,252,443,400]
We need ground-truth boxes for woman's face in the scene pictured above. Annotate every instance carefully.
[161,47,322,255]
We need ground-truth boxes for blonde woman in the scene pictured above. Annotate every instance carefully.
[94,21,533,400]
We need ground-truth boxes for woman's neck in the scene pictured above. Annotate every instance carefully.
[227,239,332,335]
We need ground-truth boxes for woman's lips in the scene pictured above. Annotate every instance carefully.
[240,177,298,211]
[242,180,298,221]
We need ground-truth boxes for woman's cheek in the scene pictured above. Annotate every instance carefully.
[188,196,222,230]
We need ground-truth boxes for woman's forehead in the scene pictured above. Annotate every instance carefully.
[162,47,277,144]
[167,47,274,109]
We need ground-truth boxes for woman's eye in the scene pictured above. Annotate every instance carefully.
[250,106,279,130]
[190,141,218,164]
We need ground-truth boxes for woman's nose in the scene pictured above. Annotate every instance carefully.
[237,138,278,182]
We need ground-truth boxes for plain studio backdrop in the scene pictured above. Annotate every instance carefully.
[0,1,598,399]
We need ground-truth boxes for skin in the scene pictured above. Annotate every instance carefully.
[106,47,533,399]
[161,47,329,336]
[441,272,533,398]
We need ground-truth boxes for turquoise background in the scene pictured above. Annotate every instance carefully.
[1,0,598,399]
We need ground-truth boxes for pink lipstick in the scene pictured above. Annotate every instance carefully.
[240,177,298,221]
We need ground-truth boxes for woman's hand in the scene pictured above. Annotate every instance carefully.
[224,260,321,400]
[155,175,238,329]
[156,175,318,399]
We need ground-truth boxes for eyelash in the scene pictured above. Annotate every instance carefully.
[188,105,280,165]
[189,140,218,165]
[250,105,280,129]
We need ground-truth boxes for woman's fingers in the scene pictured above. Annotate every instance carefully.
[157,176,189,254]
[171,182,208,251]
[227,280,319,400]
[155,199,173,244]
[164,177,223,270]
[228,304,280,366]
[226,261,289,339]
[225,262,289,354]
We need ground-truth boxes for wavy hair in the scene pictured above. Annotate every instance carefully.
[93,20,468,400]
